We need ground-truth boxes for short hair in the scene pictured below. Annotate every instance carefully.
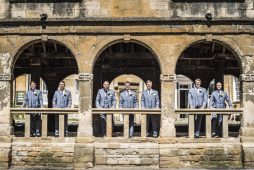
[146,80,152,84]
[195,78,201,82]
[59,80,65,85]
[125,81,130,84]
[30,81,36,85]
[103,81,109,85]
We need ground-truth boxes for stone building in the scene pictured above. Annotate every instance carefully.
[0,0,254,169]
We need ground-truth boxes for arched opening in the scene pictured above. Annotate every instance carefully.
[175,40,242,137]
[176,40,241,89]
[12,40,79,136]
[92,41,161,137]
[12,74,47,137]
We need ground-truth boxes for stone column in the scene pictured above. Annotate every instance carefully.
[240,74,254,136]
[160,74,176,137]
[0,73,12,136]
[77,73,93,138]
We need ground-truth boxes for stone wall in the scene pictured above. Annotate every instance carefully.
[159,139,242,168]
[1,138,244,169]
[11,138,76,169]
[0,0,253,20]
[94,142,159,167]
[0,137,11,169]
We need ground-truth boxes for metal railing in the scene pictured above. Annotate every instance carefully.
[92,108,161,138]
[175,109,243,138]
[11,108,79,137]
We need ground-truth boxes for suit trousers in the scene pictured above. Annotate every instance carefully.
[147,114,159,133]
[212,114,222,136]
[194,106,203,135]
[55,114,68,134]
[100,114,114,136]
[30,113,41,134]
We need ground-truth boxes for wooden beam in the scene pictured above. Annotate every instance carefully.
[25,114,31,137]
[206,114,211,138]
[92,108,161,115]
[188,114,194,138]
[124,114,129,138]
[42,42,47,54]
[223,114,229,138]
[59,114,65,137]
[10,108,79,114]
[42,114,48,137]
[54,42,58,53]
[141,114,147,138]
[106,114,112,137]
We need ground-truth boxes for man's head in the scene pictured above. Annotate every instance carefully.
[30,81,36,90]
[194,78,201,88]
[103,81,110,90]
[146,80,153,90]
[125,81,131,90]
[216,82,222,90]
[59,81,65,90]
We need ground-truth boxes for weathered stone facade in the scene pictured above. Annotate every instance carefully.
[0,0,254,169]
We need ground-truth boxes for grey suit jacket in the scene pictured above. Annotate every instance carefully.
[53,89,72,108]
[188,87,208,108]
[95,88,116,108]
[119,90,138,108]
[209,90,233,109]
[141,89,160,109]
[22,89,43,108]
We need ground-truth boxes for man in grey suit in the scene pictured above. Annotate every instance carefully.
[188,78,208,138]
[96,81,116,136]
[141,80,160,138]
[119,81,138,138]
[53,81,72,136]
[22,81,43,137]
[209,82,233,137]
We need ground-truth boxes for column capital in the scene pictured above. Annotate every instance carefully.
[78,73,93,81]
[160,74,176,82]
[0,74,12,81]
[240,74,254,82]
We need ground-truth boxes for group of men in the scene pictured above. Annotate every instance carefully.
[22,78,233,138]
[96,80,160,138]
[22,81,72,137]
[188,78,233,138]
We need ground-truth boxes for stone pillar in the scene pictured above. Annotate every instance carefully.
[160,74,176,137]
[77,73,93,137]
[0,74,12,169]
[240,74,254,136]
[0,74,12,136]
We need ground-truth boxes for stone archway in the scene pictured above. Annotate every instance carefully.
[176,40,242,89]
[93,41,161,106]
[92,41,161,137]
[12,40,79,135]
